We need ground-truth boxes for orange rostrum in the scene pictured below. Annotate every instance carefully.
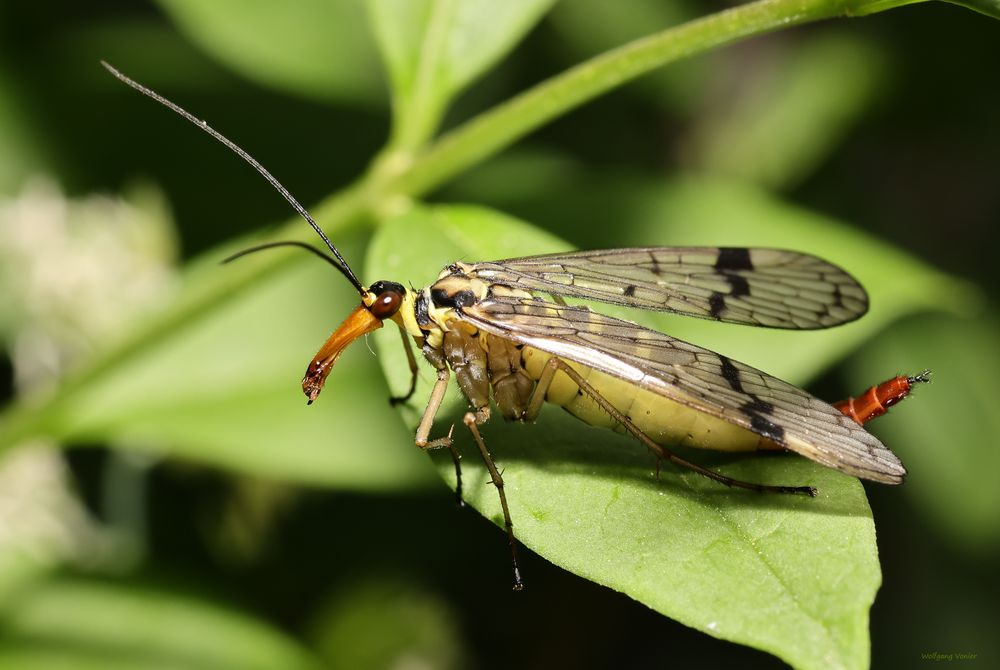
[302,303,382,404]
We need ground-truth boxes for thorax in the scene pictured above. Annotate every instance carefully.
[393,267,537,420]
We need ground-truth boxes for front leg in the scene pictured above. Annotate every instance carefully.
[388,325,419,406]
[419,332,524,590]
[414,362,465,507]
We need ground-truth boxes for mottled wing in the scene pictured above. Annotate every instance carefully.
[460,296,905,484]
[466,247,867,329]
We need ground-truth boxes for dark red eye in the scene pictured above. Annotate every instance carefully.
[368,280,406,319]
[371,291,401,318]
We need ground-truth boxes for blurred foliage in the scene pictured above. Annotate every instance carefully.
[683,34,890,190]
[155,0,387,105]
[844,314,1000,552]
[307,575,465,670]
[368,0,557,148]
[0,576,323,670]
[0,1,998,669]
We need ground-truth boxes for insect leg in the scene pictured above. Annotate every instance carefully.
[523,355,558,422]
[547,358,817,497]
[388,325,419,406]
[414,366,464,506]
[462,411,525,591]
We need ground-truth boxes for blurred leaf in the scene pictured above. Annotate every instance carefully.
[614,177,978,384]
[367,0,556,148]
[686,34,889,189]
[0,67,48,192]
[0,576,322,670]
[843,313,1000,553]
[0,447,114,601]
[0,180,177,389]
[0,233,434,491]
[439,147,584,204]
[367,204,883,670]
[939,0,1000,18]
[308,575,464,670]
[847,0,1000,17]
[546,0,707,112]
[155,0,386,104]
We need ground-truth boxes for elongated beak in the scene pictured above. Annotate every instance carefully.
[302,304,383,404]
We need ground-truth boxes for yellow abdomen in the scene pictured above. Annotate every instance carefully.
[521,347,775,453]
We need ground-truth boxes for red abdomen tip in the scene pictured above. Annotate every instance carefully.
[834,370,931,425]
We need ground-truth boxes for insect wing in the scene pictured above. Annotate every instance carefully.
[466,247,868,329]
[460,296,905,484]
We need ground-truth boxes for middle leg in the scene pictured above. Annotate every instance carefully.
[462,408,524,591]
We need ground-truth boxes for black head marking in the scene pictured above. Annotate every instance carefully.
[369,280,406,296]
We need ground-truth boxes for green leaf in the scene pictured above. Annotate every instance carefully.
[367,0,557,148]
[941,0,1000,18]
[0,66,49,192]
[367,204,882,670]
[546,0,707,112]
[687,34,889,189]
[307,575,465,670]
[0,576,322,670]
[0,232,433,491]
[385,0,923,200]
[851,0,1000,18]
[843,313,1000,553]
[155,0,386,104]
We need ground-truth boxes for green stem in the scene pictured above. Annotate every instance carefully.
[388,0,459,151]
[389,0,878,197]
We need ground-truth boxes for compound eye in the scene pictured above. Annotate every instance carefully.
[370,288,403,319]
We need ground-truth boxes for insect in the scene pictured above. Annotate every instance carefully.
[105,62,921,590]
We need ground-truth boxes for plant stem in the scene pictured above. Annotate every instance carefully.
[387,0,884,198]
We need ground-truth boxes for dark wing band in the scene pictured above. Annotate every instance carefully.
[467,247,868,330]
[460,296,904,484]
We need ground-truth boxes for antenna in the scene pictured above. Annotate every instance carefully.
[101,61,366,296]
[221,240,362,288]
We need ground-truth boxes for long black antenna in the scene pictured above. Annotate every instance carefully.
[101,61,366,296]
[222,240,359,284]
